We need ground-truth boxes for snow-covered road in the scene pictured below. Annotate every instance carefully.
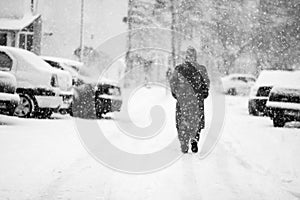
[0,87,300,200]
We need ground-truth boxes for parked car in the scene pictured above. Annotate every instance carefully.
[248,70,296,116]
[0,46,73,118]
[266,72,300,127]
[221,73,256,95]
[41,56,83,83]
[74,75,123,118]
[40,56,81,114]
[0,71,19,115]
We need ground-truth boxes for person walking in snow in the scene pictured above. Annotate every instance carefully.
[170,47,210,153]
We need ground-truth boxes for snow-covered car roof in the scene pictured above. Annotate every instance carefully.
[271,71,300,90]
[255,70,299,86]
[1,47,73,91]
[1,46,63,74]
[41,56,83,72]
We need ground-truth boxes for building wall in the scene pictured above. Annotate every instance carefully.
[33,16,42,54]
[38,0,127,60]
[0,0,41,54]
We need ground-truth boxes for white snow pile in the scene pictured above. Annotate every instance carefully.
[0,90,300,200]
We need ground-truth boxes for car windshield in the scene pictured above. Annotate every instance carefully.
[44,60,64,70]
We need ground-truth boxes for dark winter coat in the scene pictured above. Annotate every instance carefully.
[170,61,210,138]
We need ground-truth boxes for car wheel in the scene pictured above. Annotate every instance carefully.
[273,112,286,127]
[67,103,73,117]
[14,94,35,118]
[60,107,73,116]
[248,104,259,116]
[95,107,104,119]
[228,88,237,96]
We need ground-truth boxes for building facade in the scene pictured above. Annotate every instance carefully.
[0,0,42,54]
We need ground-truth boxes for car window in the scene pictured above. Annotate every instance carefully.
[68,64,80,72]
[74,78,85,87]
[246,77,256,82]
[231,77,238,81]
[0,51,13,71]
[237,77,247,82]
[44,60,64,70]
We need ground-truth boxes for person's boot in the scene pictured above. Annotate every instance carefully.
[191,139,198,153]
[191,132,200,153]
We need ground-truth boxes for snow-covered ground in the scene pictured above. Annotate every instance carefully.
[0,86,300,200]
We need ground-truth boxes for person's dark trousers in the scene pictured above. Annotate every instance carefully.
[195,131,200,142]
[191,129,201,153]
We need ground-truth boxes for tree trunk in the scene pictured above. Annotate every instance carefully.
[170,0,176,69]
[125,0,134,88]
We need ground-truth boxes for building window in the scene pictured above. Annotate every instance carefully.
[0,52,13,71]
[19,32,34,52]
[0,33,7,46]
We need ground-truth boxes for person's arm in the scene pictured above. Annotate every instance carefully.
[196,64,210,90]
[201,65,210,90]
[169,68,179,99]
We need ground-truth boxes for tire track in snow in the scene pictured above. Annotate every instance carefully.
[217,140,295,199]
[36,155,96,200]
[222,135,299,198]
[178,155,203,200]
